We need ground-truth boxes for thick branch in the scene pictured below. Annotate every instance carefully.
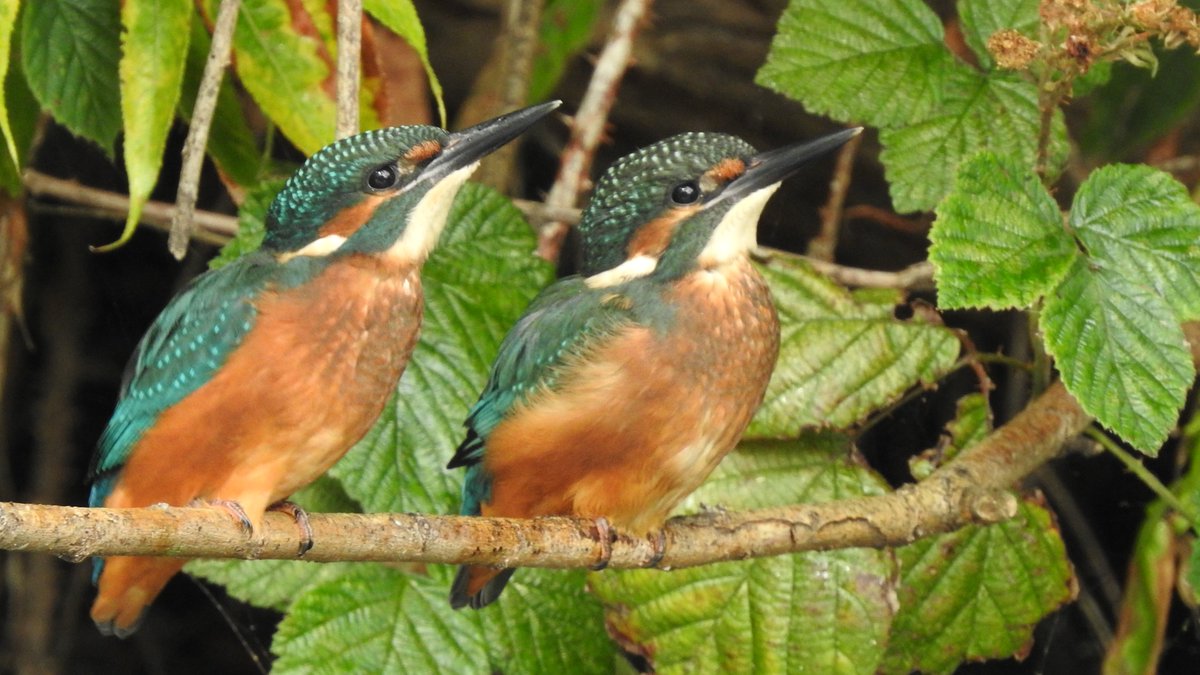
[169,0,241,259]
[335,0,363,139]
[537,0,652,261]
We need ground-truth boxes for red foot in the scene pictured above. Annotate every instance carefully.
[646,529,667,568]
[269,500,314,556]
[191,498,253,533]
[590,517,614,571]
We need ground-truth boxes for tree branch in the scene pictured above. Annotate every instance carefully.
[537,0,652,262]
[11,323,1200,569]
[335,0,363,139]
[169,0,242,260]
[24,170,238,246]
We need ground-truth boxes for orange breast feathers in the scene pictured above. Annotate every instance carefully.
[480,260,780,536]
[105,255,424,518]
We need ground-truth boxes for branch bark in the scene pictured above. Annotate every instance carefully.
[335,0,363,139]
[537,0,652,262]
[168,0,242,259]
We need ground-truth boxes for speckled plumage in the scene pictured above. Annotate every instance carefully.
[87,102,559,636]
[448,131,861,610]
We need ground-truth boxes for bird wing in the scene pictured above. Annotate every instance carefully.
[447,277,640,473]
[88,252,285,506]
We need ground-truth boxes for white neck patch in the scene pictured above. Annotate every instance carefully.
[276,234,348,263]
[387,162,479,263]
[584,254,659,288]
[699,184,779,267]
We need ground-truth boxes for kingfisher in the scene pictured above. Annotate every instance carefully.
[447,127,861,609]
[87,101,560,636]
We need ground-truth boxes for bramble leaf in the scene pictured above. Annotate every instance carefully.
[929,152,1074,309]
[747,259,959,437]
[1041,259,1193,454]
[363,0,446,126]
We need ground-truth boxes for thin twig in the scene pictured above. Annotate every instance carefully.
[842,204,930,235]
[807,130,862,261]
[335,0,363,139]
[538,0,652,262]
[755,246,935,290]
[169,0,242,260]
[1087,427,1200,529]
[25,170,238,243]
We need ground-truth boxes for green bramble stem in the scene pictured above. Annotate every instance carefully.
[1086,425,1200,530]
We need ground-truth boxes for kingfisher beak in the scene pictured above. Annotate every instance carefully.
[712,127,862,207]
[421,100,562,185]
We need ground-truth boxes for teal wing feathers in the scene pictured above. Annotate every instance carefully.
[88,252,284,508]
[448,276,643,515]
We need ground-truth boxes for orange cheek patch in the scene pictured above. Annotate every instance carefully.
[404,140,442,164]
[318,195,385,238]
[626,205,701,258]
[706,158,746,183]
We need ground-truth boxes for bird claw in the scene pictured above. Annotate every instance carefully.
[269,500,314,556]
[646,530,667,569]
[192,498,253,533]
[590,517,614,571]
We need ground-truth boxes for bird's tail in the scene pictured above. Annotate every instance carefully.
[91,556,186,637]
[449,565,515,610]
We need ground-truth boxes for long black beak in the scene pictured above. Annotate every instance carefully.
[712,127,862,207]
[422,101,561,184]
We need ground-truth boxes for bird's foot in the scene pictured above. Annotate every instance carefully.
[590,517,614,571]
[268,500,314,556]
[646,529,667,569]
[192,498,253,533]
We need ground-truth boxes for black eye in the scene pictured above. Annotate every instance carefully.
[670,181,700,205]
[367,165,398,190]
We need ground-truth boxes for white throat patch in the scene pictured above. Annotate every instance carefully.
[276,234,348,263]
[699,184,779,267]
[388,162,479,263]
[584,254,659,288]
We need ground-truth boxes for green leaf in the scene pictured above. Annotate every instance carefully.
[363,0,445,126]
[957,0,1039,70]
[21,0,121,154]
[880,497,1076,674]
[1070,164,1200,322]
[757,0,957,128]
[227,0,336,155]
[331,182,553,514]
[929,152,1075,309]
[209,177,286,269]
[187,477,361,612]
[879,70,1067,213]
[0,0,21,168]
[747,259,959,437]
[479,569,615,674]
[529,0,601,102]
[1041,259,1193,454]
[593,436,895,675]
[180,17,264,191]
[273,565,490,674]
[102,0,191,251]
[0,33,37,197]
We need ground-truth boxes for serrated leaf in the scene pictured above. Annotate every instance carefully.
[880,70,1068,213]
[929,152,1074,309]
[479,569,614,674]
[21,0,121,154]
[209,177,286,270]
[747,259,959,437]
[880,497,1076,674]
[273,565,490,674]
[0,34,37,197]
[529,0,601,102]
[593,436,895,675]
[225,0,336,155]
[1070,164,1200,322]
[957,0,1039,70]
[180,18,264,192]
[103,0,191,251]
[187,477,361,612]
[331,183,553,514]
[1041,259,1193,454]
[757,0,957,128]
[363,0,445,126]
[0,0,21,168]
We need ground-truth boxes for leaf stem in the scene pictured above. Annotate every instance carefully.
[1086,426,1200,530]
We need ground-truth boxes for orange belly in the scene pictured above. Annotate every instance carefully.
[481,259,779,536]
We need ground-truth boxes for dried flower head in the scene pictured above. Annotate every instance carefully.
[988,29,1042,70]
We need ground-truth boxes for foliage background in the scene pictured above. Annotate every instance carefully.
[0,0,1199,673]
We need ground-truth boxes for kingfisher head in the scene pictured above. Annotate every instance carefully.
[262,101,560,264]
[577,128,861,284]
